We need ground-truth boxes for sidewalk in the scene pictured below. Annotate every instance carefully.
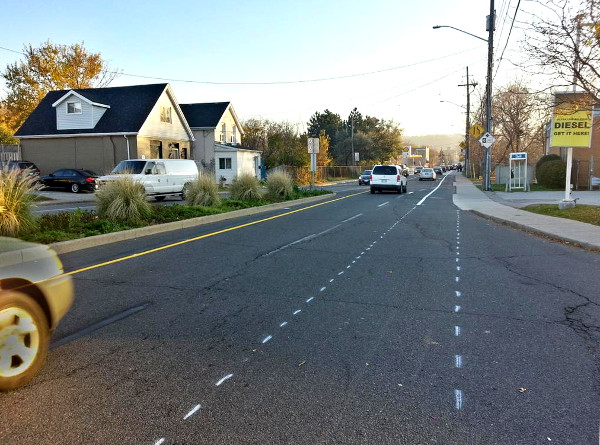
[453,175,600,251]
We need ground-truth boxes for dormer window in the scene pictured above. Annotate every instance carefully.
[160,106,172,123]
[67,102,82,114]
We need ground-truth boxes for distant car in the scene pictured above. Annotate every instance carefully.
[419,167,436,181]
[358,170,372,185]
[370,164,407,194]
[40,168,98,193]
[0,160,41,179]
[414,166,423,175]
[433,166,444,177]
[0,237,74,390]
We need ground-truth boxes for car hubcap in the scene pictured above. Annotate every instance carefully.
[0,307,40,377]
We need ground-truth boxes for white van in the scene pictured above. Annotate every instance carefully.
[98,159,199,201]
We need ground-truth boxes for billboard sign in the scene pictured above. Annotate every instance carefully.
[551,102,593,148]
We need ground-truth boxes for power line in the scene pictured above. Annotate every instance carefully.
[0,46,25,55]
[114,47,482,86]
[494,0,521,80]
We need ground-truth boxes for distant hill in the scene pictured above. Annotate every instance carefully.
[404,134,463,148]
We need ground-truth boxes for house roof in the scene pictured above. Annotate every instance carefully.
[15,83,170,137]
[179,102,231,129]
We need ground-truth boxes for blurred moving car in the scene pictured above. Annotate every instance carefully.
[433,166,444,177]
[0,238,74,390]
[414,166,423,175]
[419,168,436,181]
[0,160,41,179]
[40,169,98,193]
[358,170,372,185]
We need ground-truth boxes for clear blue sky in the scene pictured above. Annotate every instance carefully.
[0,0,534,137]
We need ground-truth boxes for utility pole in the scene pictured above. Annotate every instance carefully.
[351,114,355,167]
[484,0,495,191]
[458,66,477,178]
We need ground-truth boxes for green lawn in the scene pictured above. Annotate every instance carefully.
[523,204,600,227]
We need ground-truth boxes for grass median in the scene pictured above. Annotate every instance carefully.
[21,189,331,244]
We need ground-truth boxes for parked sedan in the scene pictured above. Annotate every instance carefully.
[358,170,372,185]
[419,167,436,181]
[0,238,74,390]
[40,169,98,193]
[0,160,41,179]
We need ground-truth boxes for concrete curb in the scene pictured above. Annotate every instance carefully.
[470,210,600,252]
[49,194,333,255]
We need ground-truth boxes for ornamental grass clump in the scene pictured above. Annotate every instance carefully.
[0,166,39,236]
[96,177,152,224]
[265,170,294,201]
[185,174,221,207]
[229,173,262,202]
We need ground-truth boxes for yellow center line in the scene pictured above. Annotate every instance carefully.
[65,191,367,277]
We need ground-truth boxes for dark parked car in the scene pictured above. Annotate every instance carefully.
[40,169,98,193]
[0,160,41,178]
[358,170,372,185]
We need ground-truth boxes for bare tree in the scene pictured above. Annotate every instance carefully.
[520,0,600,101]
[491,80,549,165]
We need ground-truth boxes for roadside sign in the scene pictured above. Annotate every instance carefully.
[459,141,466,149]
[354,152,360,162]
[479,132,495,148]
[550,102,592,148]
[469,123,485,139]
[509,152,527,160]
[308,138,320,154]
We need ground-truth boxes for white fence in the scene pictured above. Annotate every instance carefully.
[0,145,20,162]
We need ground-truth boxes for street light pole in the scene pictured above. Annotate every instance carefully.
[484,0,495,191]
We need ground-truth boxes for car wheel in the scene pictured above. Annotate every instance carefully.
[155,196,165,202]
[70,183,80,193]
[403,185,407,193]
[0,291,49,391]
[370,187,375,194]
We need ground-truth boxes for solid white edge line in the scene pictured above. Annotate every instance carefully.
[416,175,448,206]
[183,404,202,420]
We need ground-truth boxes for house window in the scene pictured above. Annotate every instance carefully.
[232,126,237,144]
[219,158,232,169]
[67,102,82,114]
[160,106,172,123]
[220,123,226,142]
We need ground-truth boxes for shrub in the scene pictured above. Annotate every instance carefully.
[0,166,39,236]
[185,174,221,207]
[265,171,294,201]
[96,177,152,224]
[229,173,262,202]
[536,159,566,189]
[535,154,561,175]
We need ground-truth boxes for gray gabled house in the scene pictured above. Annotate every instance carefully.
[15,83,194,175]
[180,102,261,184]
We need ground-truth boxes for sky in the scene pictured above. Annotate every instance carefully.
[0,0,539,138]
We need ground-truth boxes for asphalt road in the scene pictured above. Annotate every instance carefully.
[2,173,600,444]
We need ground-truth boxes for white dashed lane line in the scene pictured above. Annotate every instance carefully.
[455,389,463,410]
[183,404,202,420]
[215,374,234,386]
